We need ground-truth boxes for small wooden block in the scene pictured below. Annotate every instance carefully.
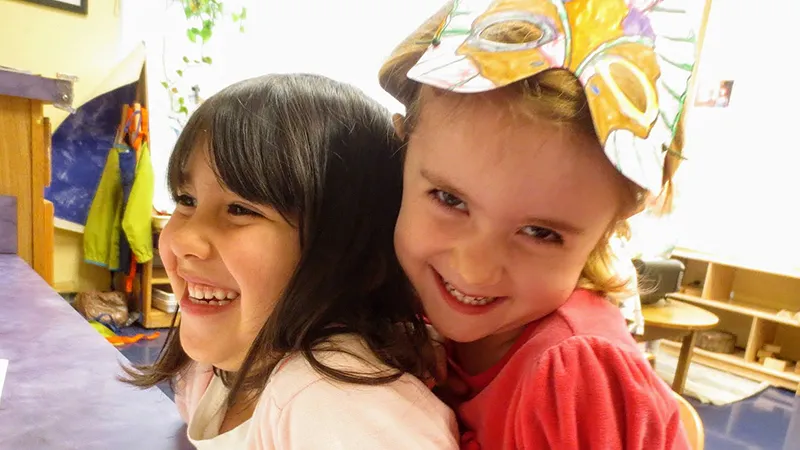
[794,363,800,374]
[777,310,794,319]
[763,357,788,372]
[763,344,782,354]
[757,350,775,359]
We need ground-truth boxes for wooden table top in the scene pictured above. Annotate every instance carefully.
[642,298,719,331]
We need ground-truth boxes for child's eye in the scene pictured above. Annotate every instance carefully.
[174,193,196,208]
[228,203,259,217]
[521,226,563,245]
[430,189,467,211]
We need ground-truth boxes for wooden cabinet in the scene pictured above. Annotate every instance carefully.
[0,68,72,284]
[665,248,800,392]
[136,250,179,329]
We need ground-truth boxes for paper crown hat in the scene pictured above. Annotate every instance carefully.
[379,0,697,192]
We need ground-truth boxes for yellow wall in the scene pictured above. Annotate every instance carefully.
[53,228,110,293]
[0,0,123,128]
[0,0,125,292]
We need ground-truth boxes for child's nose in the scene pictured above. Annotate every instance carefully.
[450,235,503,288]
[169,217,214,261]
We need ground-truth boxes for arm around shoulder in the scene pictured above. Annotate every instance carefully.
[517,336,691,450]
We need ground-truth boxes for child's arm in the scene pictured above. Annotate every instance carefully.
[518,337,691,450]
[271,373,459,449]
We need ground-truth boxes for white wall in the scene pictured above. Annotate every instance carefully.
[121,0,441,213]
[125,0,800,272]
[672,0,800,270]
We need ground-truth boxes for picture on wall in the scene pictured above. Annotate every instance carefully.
[694,80,735,108]
[19,0,87,15]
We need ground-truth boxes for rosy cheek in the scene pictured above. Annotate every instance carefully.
[158,224,179,272]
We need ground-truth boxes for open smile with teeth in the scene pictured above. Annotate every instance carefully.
[186,282,239,306]
[443,279,498,306]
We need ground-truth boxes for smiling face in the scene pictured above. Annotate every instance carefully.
[158,146,300,372]
[394,91,627,348]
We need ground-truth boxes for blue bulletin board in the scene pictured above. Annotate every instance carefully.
[45,83,138,227]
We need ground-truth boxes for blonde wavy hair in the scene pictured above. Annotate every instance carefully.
[379,2,685,298]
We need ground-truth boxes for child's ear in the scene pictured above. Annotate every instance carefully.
[392,113,407,140]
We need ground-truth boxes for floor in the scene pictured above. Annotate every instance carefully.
[687,388,799,450]
[116,326,800,449]
[116,326,174,400]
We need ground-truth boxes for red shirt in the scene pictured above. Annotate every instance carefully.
[443,289,690,450]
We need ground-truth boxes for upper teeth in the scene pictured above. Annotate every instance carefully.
[444,280,497,306]
[187,282,239,302]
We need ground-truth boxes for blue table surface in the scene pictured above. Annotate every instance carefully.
[0,255,190,450]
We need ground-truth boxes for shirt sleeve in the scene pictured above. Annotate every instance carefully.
[517,336,691,450]
[273,374,459,450]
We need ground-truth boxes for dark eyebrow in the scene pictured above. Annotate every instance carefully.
[421,168,585,236]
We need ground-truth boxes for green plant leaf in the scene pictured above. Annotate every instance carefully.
[160,81,169,89]
[176,69,184,77]
[182,56,190,63]
[232,13,239,21]
[201,56,212,64]
[184,6,193,18]
[187,28,199,43]
[201,21,213,42]
[179,105,189,115]
[239,25,245,33]
[178,97,185,105]
[240,6,246,19]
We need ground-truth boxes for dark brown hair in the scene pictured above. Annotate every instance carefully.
[123,73,435,406]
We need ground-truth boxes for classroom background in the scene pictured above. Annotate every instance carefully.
[0,0,799,449]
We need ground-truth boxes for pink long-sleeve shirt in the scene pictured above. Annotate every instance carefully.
[175,334,459,449]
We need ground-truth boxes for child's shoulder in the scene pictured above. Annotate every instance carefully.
[509,289,643,374]
[506,291,675,413]
[554,288,638,343]
[500,307,684,449]
[266,334,437,409]
[262,334,458,447]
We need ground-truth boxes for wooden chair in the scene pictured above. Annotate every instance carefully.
[674,393,704,450]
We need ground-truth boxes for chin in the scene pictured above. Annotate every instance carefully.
[435,323,488,344]
[179,326,234,369]
[419,300,488,344]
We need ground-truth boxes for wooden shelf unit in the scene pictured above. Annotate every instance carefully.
[136,246,179,329]
[0,69,61,286]
[669,248,800,393]
[670,293,800,328]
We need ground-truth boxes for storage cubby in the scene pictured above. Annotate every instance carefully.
[663,249,800,392]
[132,230,179,329]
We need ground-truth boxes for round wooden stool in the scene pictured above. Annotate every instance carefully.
[641,299,719,394]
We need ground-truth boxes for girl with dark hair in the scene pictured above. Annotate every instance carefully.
[123,73,458,449]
